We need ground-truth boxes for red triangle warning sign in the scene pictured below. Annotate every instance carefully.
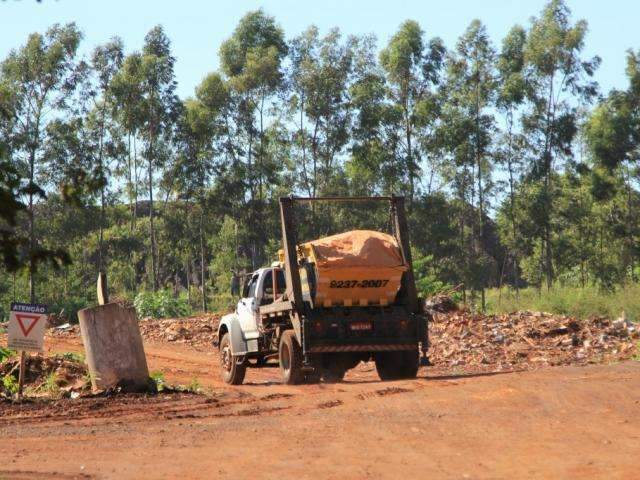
[16,313,42,337]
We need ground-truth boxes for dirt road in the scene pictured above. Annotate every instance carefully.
[1,336,639,480]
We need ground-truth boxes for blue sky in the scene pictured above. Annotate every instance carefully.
[1,0,636,98]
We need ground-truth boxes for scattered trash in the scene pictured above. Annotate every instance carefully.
[428,310,638,374]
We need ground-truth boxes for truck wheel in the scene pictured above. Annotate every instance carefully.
[279,330,304,385]
[220,333,246,385]
[374,348,419,381]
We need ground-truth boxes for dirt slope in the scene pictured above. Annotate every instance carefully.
[1,335,639,480]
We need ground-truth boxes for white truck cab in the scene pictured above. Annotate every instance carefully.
[234,267,286,341]
[219,267,286,358]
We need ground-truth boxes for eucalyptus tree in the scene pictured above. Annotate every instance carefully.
[496,25,527,292]
[138,25,180,291]
[585,49,640,280]
[0,23,84,301]
[379,20,445,203]
[439,19,497,308]
[173,72,229,309]
[90,38,124,273]
[522,0,600,289]
[219,10,287,265]
[288,27,360,198]
[110,52,145,228]
[0,81,26,272]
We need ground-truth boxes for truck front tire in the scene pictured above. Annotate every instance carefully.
[279,330,304,385]
[220,333,246,385]
[374,348,419,381]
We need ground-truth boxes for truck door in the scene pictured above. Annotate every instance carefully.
[237,273,260,340]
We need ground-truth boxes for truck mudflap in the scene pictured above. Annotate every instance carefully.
[308,343,417,353]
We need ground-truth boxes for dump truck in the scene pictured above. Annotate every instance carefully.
[217,196,429,385]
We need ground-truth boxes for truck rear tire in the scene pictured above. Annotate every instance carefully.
[374,348,419,381]
[279,330,304,385]
[220,333,246,385]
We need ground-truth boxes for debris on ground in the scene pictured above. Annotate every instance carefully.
[138,314,221,350]
[428,309,638,373]
[47,300,638,374]
[49,314,221,351]
[0,353,90,400]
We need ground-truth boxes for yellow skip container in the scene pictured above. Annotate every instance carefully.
[280,230,408,307]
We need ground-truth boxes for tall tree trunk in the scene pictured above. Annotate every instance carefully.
[28,143,37,304]
[542,75,555,290]
[97,103,107,275]
[148,154,157,292]
[186,255,191,307]
[505,110,519,297]
[128,133,134,233]
[133,134,138,224]
[475,75,485,312]
[404,98,414,207]
[199,210,207,312]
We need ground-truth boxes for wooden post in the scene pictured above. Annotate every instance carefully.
[17,350,26,400]
[78,303,150,392]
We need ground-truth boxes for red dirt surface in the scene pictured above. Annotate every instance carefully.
[1,331,639,479]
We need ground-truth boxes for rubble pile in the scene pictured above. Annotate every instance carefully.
[138,314,221,350]
[0,353,89,400]
[428,310,638,373]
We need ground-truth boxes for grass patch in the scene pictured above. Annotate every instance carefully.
[187,377,201,393]
[150,371,166,391]
[486,284,640,321]
[39,371,60,397]
[2,374,18,394]
[61,351,85,363]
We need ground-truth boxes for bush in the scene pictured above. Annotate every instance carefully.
[413,251,461,302]
[208,294,237,312]
[134,290,191,319]
[0,347,15,363]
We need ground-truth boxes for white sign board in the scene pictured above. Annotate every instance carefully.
[7,302,48,352]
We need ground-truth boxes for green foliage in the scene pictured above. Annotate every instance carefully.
[61,352,85,363]
[150,371,166,391]
[0,347,15,363]
[413,251,456,298]
[2,373,18,394]
[209,294,238,312]
[134,290,191,319]
[486,285,640,321]
[187,377,201,393]
[2,2,640,320]
[40,371,61,396]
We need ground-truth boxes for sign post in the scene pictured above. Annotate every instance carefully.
[7,302,48,399]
